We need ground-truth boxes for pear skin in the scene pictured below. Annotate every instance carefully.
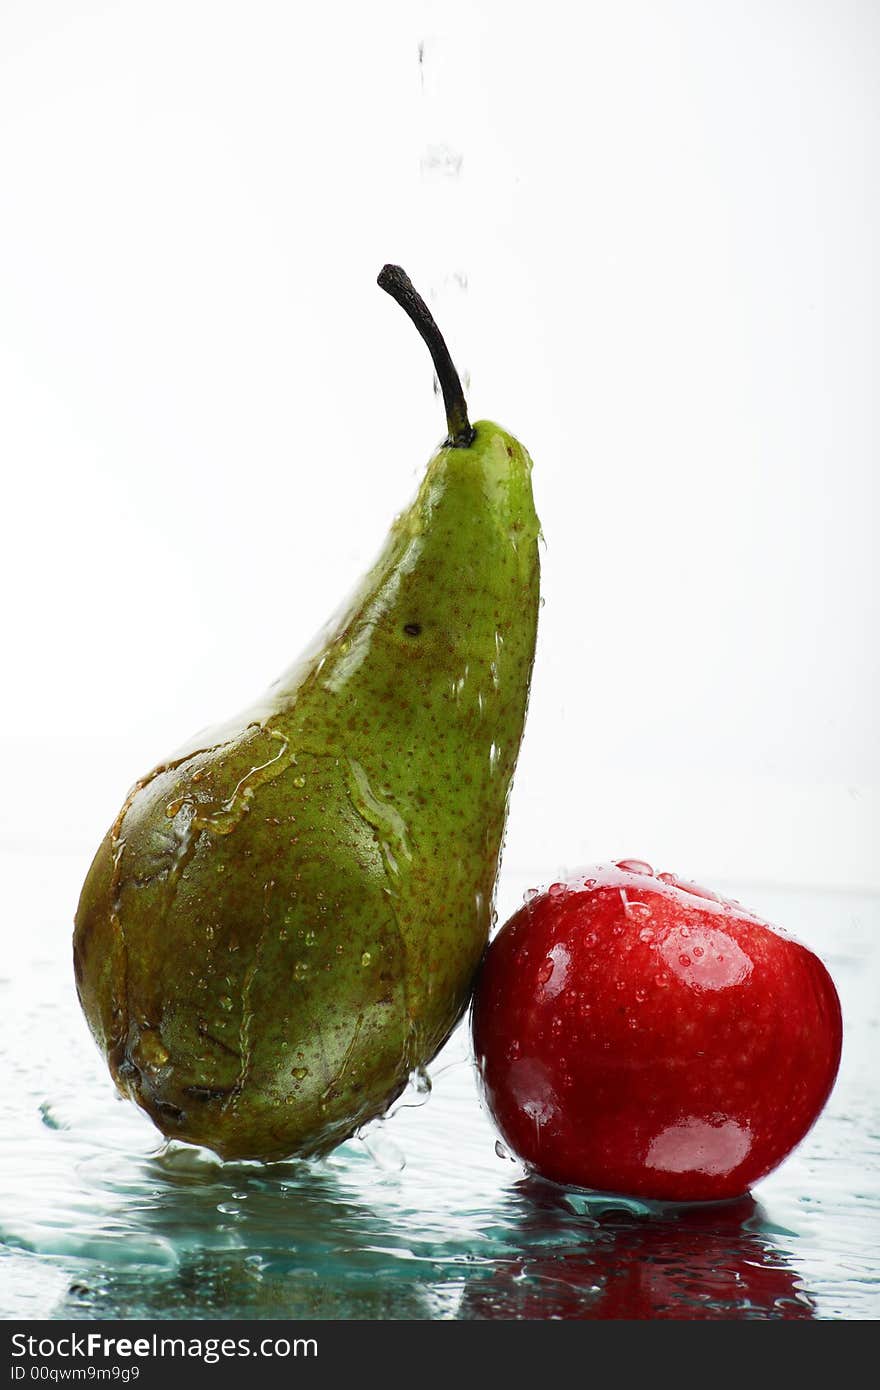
[74,268,541,1160]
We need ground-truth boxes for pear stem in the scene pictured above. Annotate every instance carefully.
[378,264,475,448]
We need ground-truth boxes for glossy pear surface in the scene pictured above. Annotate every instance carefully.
[74,422,540,1159]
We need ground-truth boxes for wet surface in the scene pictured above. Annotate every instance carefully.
[1,848,878,1319]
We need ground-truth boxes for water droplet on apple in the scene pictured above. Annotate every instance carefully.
[548,882,568,899]
[659,871,721,902]
[616,859,654,875]
[639,927,655,943]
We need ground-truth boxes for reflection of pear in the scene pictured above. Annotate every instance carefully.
[55,1159,437,1320]
[74,266,541,1160]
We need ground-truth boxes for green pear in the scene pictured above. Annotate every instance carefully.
[74,266,541,1160]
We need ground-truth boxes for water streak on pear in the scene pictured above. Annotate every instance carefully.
[74,265,541,1160]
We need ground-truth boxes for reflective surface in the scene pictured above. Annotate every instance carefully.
[1,849,878,1319]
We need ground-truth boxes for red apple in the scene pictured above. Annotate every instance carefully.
[472,861,842,1201]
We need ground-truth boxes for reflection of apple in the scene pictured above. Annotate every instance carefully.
[472,862,841,1201]
[460,1186,814,1320]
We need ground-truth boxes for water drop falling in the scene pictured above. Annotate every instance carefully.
[419,144,463,177]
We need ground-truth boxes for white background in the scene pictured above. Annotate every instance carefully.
[0,0,876,895]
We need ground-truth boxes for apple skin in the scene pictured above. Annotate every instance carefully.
[472,862,842,1201]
